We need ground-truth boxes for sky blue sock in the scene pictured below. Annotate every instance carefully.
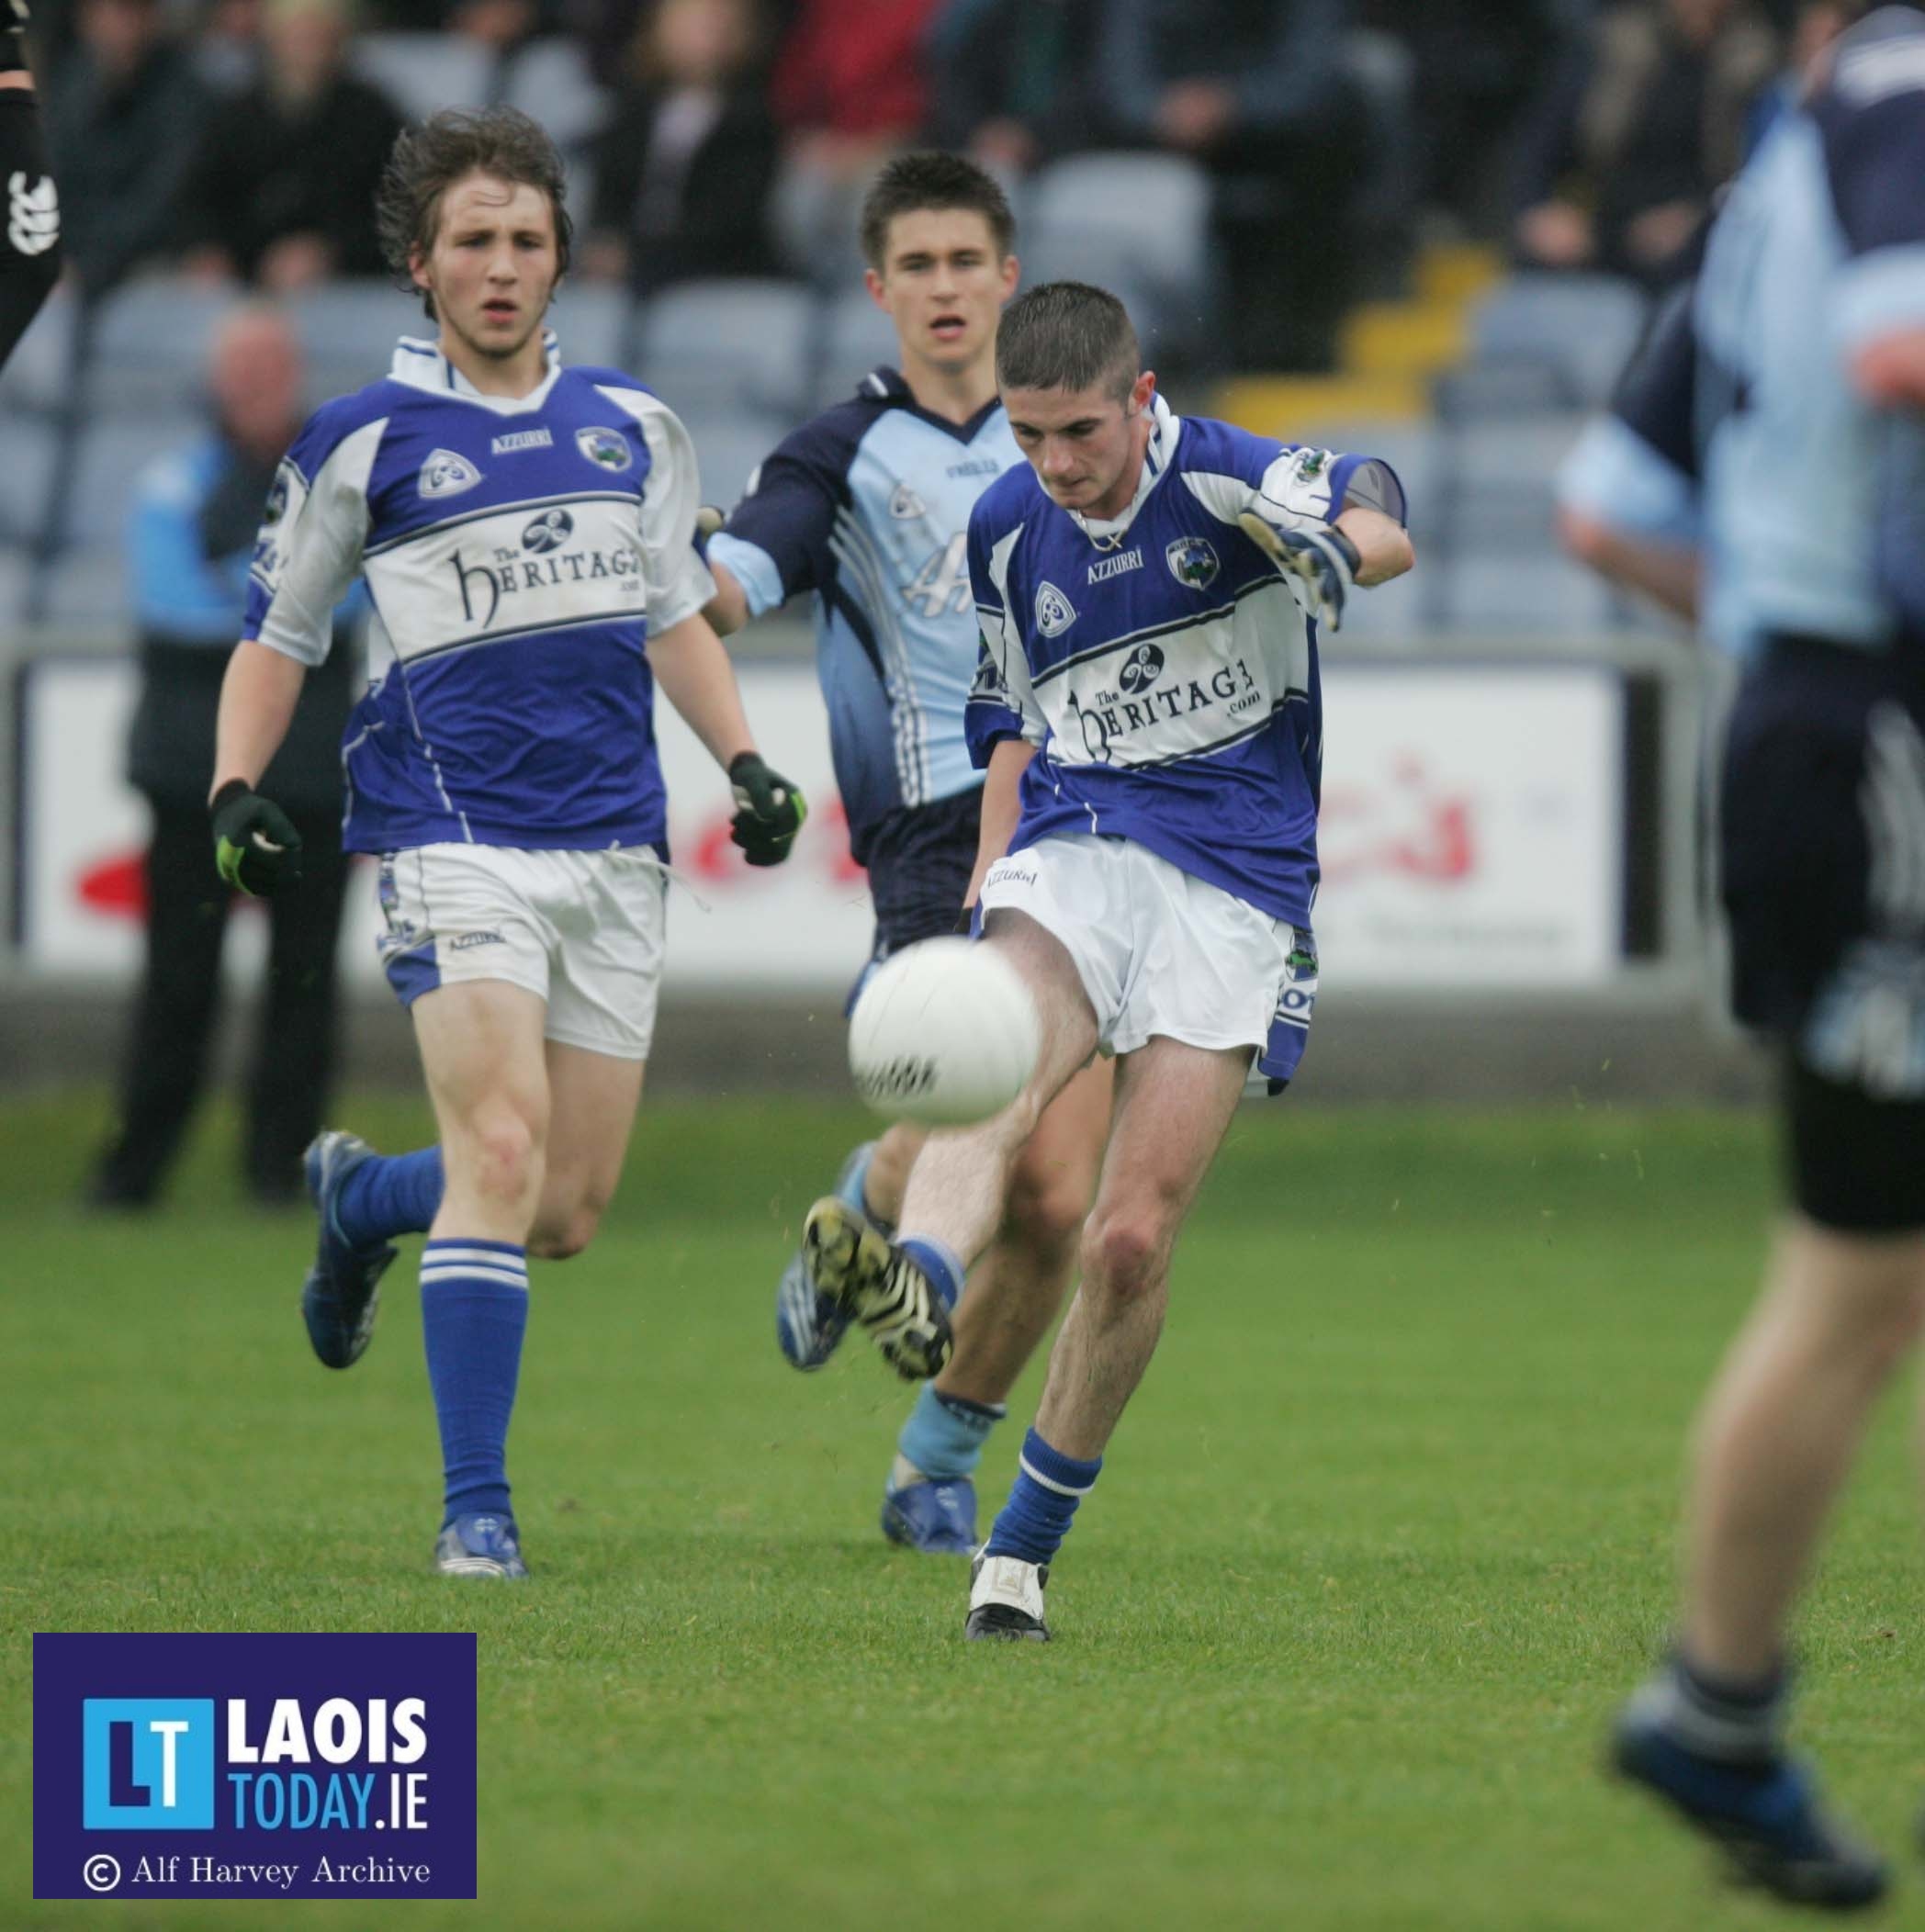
[839,1142,879,1218]
[984,1427,1102,1567]
[335,1146,445,1249]
[420,1240,527,1527]
[899,1235,965,1313]
[898,1386,1006,1480]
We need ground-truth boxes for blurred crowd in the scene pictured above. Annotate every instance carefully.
[22,0,1829,373]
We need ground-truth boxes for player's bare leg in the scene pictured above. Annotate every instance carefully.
[405,982,555,1578]
[528,1043,646,1261]
[884,1057,1110,1551]
[964,1033,1248,1638]
[802,914,1098,1381]
[1680,1220,1925,1676]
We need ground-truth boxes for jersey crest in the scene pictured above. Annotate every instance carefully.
[1165,535,1220,591]
[1035,580,1076,637]
[418,448,481,500]
[577,426,633,473]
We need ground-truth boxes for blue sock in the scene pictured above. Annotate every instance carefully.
[984,1427,1102,1567]
[335,1146,445,1249]
[898,1385,1006,1480]
[420,1240,528,1526]
[899,1235,965,1313]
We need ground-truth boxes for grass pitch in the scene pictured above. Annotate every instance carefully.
[6,1090,1925,1930]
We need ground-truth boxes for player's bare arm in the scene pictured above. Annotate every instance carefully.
[1558,509,1701,623]
[211,638,307,798]
[647,611,757,767]
[963,737,1033,908]
[1334,505,1414,586]
[700,558,750,637]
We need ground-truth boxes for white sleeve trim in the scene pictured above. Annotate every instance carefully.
[598,384,717,633]
[982,523,1048,746]
[250,419,384,668]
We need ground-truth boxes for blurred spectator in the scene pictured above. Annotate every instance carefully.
[179,0,404,290]
[43,0,205,295]
[1096,0,1365,371]
[194,0,265,95]
[1363,0,1570,228]
[1510,0,1780,287]
[767,0,942,272]
[582,0,777,294]
[926,0,1104,174]
[91,306,356,1211]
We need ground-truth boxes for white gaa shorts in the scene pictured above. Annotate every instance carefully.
[976,834,1319,1089]
[375,844,668,1061]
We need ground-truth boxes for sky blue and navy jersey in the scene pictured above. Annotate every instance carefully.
[964,396,1406,927]
[706,367,1021,863]
[1688,5,1925,658]
[243,333,715,856]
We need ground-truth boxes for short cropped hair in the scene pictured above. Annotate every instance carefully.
[377,107,573,321]
[994,281,1139,400]
[859,152,1016,271]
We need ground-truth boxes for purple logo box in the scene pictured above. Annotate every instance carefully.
[34,1633,477,1901]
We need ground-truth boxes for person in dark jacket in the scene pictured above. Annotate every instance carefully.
[41,0,203,294]
[92,305,357,1208]
[180,0,405,290]
[580,0,778,295]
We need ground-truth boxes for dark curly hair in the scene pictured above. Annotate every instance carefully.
[377,107,573,321]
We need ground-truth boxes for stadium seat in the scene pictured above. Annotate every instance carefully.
[500,39,607,152]
[290,280,414,397]
[0,545,33,625]
[37,542,131,629]
[555,281,636,371]
[810,286,901,409]
[635,279,814,417]
[1023,153,1210,298]
[350,32,495,123]
[62,415,205,548]
[681,410,789,512]
[0,415,62,547]
[0,283,77,416]
[1434,551,1621,635]
[1469,274,1649,405]
[84,282,239,413]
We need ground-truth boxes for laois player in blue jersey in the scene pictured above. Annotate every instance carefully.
[1559,3,1925,1907]
[796,281,1414,1640]
[703,155,1112,1557]
[208,108,805,1580]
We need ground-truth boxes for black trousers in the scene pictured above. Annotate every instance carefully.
[94,797,350,1204]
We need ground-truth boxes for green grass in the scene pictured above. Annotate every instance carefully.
[6,1092,1925,1930]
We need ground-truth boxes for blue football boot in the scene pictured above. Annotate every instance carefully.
[881,1470,977,1555]
[301,1130,397,1369]
[433,1513,529,1579]
[1612,1697,1887,1909]
[775,1141,878,1370]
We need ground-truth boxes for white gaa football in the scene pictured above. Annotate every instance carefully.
[848,938,1041,1127]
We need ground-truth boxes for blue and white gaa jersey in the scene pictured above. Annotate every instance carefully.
[706,368,1022,862]
[243,332,715,855]
[964,396,1407,926]
[1686,4,1925,659]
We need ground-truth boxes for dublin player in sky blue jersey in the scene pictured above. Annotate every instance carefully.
[208,109,804,1580]
[702,156,1113,1557]
[797,281,1413,1639]
[1562,5,1925,1904]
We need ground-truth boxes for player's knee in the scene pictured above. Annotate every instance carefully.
[465,1109,542,1208]
[1080,1210,1166,1301]
[528,1200,603,1262]
[1006,1167,1090,1266]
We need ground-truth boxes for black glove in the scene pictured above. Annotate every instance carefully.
[727,751,806,867]
[211,779,303,895]
[1237,511,1361,632]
